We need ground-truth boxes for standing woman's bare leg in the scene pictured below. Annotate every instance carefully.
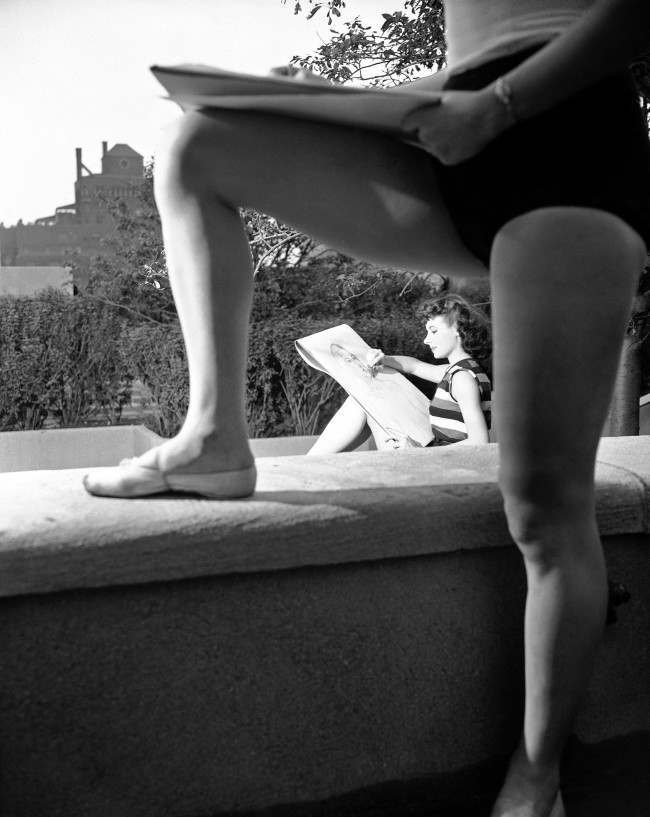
[84,109,484,496]
[488,207,645,817]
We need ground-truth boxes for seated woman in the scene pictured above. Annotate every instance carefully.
[308,294,492,454]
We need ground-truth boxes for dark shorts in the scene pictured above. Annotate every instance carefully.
[436,46,650,265]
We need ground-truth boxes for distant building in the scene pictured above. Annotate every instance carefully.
[0,266,73,298]
[0,142,145,287]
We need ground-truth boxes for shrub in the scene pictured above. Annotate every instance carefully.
[120,323,189,438]
[0,291,132,430]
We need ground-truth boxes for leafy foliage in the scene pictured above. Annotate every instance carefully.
[121,323,189,437]
[287,0,445,86]
[0,290,131,430]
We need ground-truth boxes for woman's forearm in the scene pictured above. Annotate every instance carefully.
[487,0,650,121]
[382,354,415,373]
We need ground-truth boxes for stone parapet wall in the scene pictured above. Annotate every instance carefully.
[0,438,648,816]
[0,265,73,297]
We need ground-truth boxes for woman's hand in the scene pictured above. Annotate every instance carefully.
[269,65,334,86]
[401,86,510,165]
[365,348,385,375]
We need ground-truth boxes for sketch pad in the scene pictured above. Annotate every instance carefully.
[296,324,433,447]
[150,64,441,139]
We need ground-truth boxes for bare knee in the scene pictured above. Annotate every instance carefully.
[499,465,597,567]
[153,111,236,204]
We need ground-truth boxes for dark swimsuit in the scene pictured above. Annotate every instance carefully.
[435,45,650,265]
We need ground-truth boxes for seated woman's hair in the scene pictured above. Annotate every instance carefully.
[418,292,492,359]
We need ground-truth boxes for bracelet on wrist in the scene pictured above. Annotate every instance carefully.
[494,76,519,125]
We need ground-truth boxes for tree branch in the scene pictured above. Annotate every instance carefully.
[253,233,305,276]
[81,294,166,326]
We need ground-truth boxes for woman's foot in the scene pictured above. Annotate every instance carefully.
[83,427,256,499]
[550,794,565,817]
[490,751,562,817]
[491,787,563,817]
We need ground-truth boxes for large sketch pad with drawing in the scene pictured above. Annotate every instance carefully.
[296,324,433,447]
[150,64,440,140]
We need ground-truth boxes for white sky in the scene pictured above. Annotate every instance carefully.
[0,0,389,226]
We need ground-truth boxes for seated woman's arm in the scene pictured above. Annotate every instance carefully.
[382,354,449,383]
[449,370,489,445]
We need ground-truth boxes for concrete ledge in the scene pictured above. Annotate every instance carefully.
[250,433,376,456]
[0,425,161,472]
[0,438,648,599]
[1,437,649,816]
[0,427,373,473]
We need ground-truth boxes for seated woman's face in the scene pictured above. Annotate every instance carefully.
[423,315,459,359]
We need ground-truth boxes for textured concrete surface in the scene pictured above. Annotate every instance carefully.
[0,425,161,472]
[0,426,373,472]
[0,436,648,816]
[1,438,649,599]
[250,433,376,456]
[1,536,648,817]
[208,732,650,816]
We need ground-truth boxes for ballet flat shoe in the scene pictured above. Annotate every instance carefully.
[83,461,256,499]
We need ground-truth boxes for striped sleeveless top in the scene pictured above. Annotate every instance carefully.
[429,357,492,443]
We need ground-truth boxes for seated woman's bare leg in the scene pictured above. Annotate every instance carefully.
[307,396,371,454]
[365,414,409,450]
[488,207,645,817]
[84,109,485,496]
